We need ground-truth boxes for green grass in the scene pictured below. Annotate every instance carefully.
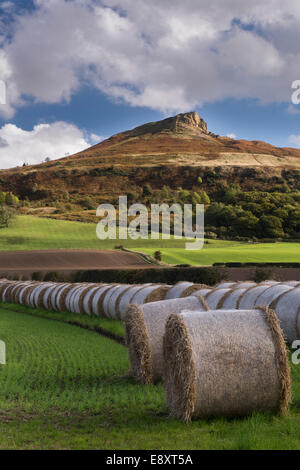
[0,306,300,449]
[0,302,126,340]
[0,215,299,265]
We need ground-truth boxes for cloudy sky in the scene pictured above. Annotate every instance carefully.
[0,0,299,168]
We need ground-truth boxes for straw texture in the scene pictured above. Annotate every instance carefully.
[163,307,290,421]
[125,295,208,384]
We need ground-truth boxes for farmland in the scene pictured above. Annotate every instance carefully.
[0,215,299,266]
[0,304,300,450]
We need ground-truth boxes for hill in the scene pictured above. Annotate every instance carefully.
[0,111,299,206]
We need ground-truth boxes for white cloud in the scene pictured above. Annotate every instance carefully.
[89,133,105,144]
[0,121,89,169]
[0,0,300,114]
[227,133,237,139]
[288,134,300,147]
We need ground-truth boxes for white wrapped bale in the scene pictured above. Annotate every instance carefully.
[163,308,291,421]
[82,286,101,315]
[118,285,149,320]
[238,284,271,309]
[91,285,113,316]
[129,284,170,307]
[102,284,122,318]
[270,288,300,344]
[205,288,233,309]
[255,285,294,308]
[218,288,249,309]
[125,295,208,384]
[106,284,132,319]
[165,282,206,300]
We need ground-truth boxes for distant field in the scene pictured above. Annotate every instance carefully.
[1,306,300,450]
[0,215,299,265]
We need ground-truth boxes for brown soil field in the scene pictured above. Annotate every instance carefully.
[0,249,151,273]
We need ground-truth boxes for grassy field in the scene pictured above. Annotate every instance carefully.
[0,215,299,265]
[0,305,300,450]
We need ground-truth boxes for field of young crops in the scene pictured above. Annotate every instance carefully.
[1,304,300,450]
[0,215,299,265]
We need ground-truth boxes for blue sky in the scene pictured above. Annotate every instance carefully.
[0,0,299,168]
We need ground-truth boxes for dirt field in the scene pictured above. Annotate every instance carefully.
[0,249,151,274]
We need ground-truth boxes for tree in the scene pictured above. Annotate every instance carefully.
[259,215,284,238]
[154,251,162,261]
[0,205,16,228]
[5,192,18,206]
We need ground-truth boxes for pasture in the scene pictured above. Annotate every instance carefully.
[0,215,299,265]
[0,304,300,450]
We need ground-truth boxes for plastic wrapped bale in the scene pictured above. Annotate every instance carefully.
[118,285,148,320]
[125,295,208,384]
[282,281,300,287]
[65,284,87,312]
[270,288,300,344]
[205,288,233,309]
[35,283,55,308]
[23,284,39,307]
[70,284,96,314]
[165,283,207,300]
[129,285,171,308]
[214,282,236,290]
[237,284,272,309]
[217,287,249,309]
[191,288,212,298]
[55,283,75,311]
[73,284,99,314]
[255,285,295,308]
[42,284,59,309]
[101,284,123,318]
[91,285,114,316]
[82,286,103,315]
[105,284,133,319]
[48,283,69,311]
[163,308,291,422]
[3,281,22,303]
[1,281,18,302]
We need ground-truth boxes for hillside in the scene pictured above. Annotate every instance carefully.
[0,111,299,207]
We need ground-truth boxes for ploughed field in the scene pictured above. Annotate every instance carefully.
[0,304,300,450]
[0,216,299,269]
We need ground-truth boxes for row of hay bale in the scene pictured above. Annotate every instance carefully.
[0,279,208,319]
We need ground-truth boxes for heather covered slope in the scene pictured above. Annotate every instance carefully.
[0,111,299,210]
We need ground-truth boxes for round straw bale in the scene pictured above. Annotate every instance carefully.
[163,307,291,421]
[1,281,17,302]
[237,284,271,309]
[269,287,300,344]
[27,283,43,307]
[218,287,249,310]
[165,282,194,300]
[191,288,212,298]
[55,283,74,311]
[283,281,300,287]
[18,283,35,305]
[69,284,92,314]
[205,288,233,309]
[82,285,101,315]
[0,280,14,301]
[42,284,59,309]
[48,283,68,311]
[91,284,113,316]
[3,282,20,303]
[118,285,148,320]
[106,284,132,319]
[102,284,123,318]
[23,284,38,306]
[214,282,236,289]
[125,295,208,384]
[7,282,23,303]
[255,285,294,308]
[35,283,54,308]
[64,284,85,312]
[75,284,98,314]
[130,285,170,307]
